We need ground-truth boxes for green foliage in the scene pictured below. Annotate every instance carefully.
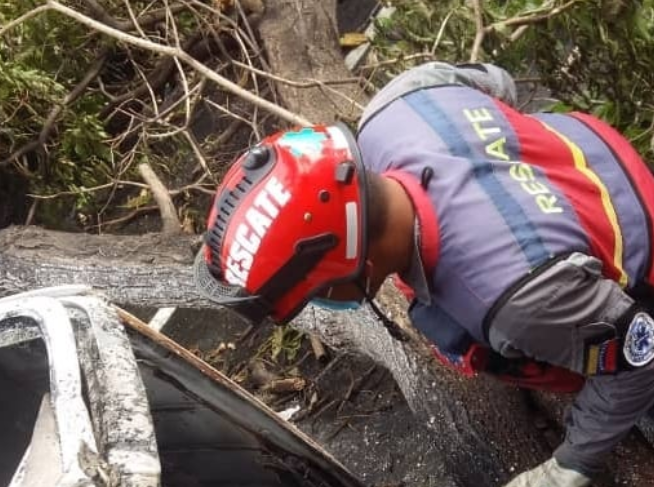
[370,0,654,162]
[498,0,654,160]
[269,325,304,363]
[0,2,112,214]
[4,0,654,227]
[0,1,207,225]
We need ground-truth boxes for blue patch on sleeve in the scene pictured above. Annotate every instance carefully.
[624,312,654,367]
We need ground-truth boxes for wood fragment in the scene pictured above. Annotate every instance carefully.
[309,334,328,363]
[138,163,182,235]
[264,377,307,394]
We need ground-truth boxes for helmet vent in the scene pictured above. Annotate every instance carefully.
[205,175,258,274]
[204,147,276,278]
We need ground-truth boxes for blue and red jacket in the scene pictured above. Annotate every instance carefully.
[358,84,654,393]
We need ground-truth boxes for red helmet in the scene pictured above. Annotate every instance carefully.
[194,123,368,325]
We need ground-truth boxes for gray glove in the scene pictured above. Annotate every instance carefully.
[503,458,591,487]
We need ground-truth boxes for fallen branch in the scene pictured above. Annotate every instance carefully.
[81,0,188,33]
[138,163,182,234]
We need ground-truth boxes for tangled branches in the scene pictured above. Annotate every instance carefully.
[6,0,652,232]
[368,0,654,162]
[0,0,347,231]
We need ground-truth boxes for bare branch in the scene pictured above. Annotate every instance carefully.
[0,4,52,37]
[47,1,312,127]
[470,0,485,63]
[138,163,183,234]
[82,0,188,32]
[489,0,580,30]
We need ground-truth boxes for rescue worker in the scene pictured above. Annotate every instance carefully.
[193,61,654,487]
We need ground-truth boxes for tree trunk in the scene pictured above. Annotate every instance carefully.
[257,0,367,125]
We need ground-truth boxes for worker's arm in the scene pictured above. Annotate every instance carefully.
[358,62,518,129]
[487,253,654,483]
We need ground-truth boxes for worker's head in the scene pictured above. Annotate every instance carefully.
[194,124,387,325]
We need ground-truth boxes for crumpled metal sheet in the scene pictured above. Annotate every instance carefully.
[1,286,368,487]
[0,287,160,487]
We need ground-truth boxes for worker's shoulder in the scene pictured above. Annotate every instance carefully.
[359,64,473,131]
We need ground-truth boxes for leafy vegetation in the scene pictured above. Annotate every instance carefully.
[370,0,654,161]
[0,1,231,229]
[0,2,111,216]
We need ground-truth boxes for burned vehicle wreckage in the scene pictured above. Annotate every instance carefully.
[0,286,366,487]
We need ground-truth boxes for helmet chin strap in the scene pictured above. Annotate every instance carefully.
[356,280,410,342]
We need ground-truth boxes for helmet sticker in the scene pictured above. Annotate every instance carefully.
[225,176,291,286]
[326,125,351,151]
[345,201,359,259]
[623,312,654,367]
[278,128,328,159]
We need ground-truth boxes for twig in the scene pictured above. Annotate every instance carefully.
[325,420,352,442]
[358,53,438,72]
[470,0,485,63]
[309,335,328,363]
[337,364,376,414]
[27,179,214,201]
[24,199,39,226]
[489,0,580,30]
[231,60,362,88]
[309,398,338,422]
[98,33,195,118]
[509,24,530,43]
[0,4,52,37]
[122,0,149,38]
[82,0,188,32]
[138,163,182,234]
[205,98,258,131]
[431,9,455,55]
[468,0,580,61]
[47,1,312,127]
[183,129,213,179]
[230,61,366,117]
[92,205,159,230]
